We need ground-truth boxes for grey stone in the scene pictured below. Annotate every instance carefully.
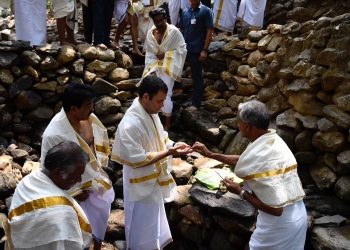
[105,209,125,239]
[312,131,348,153]
[219,129,238,150]
[0,172,17,199]
[92,78,118,94]
[195,119,224,145]
[314,215,347,227]
[210,228,237,250]
[311,226,350,250]
[189,183,256,218]
[13,90,42,110]
[20,51,41,66]
[310,157,337,192]
[0,52,20,68]
[334,176,350,202]
[225,131,250,155]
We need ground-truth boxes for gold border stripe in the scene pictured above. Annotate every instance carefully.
[165,50,173,76]
[111,152,156,168]
[164,137,169,144]
[157,178,175,186]
[214,0,224,28]
[239,164,298,180]
[95,179,112,190]
[142,61,159,77]
[96,145,110,154]
[8,196,92,233]
[130,172,161,183]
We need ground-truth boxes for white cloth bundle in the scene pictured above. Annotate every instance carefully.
[213,0,238,32]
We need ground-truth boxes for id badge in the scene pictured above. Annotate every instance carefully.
[191,18,196,24]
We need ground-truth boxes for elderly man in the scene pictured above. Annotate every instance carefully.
[111,75,192,250]
[6,141,92,250]
[237,0,267,31]
[192,100,307,250]
[142,8,187,131]
[179,0,213,112]
[41,83,114,250]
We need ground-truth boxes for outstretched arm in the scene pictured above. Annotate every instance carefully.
[191,142,239,167]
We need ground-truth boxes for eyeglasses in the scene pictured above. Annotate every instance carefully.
[154,18,165,24]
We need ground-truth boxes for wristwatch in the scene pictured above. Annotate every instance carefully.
[239,189,246,200]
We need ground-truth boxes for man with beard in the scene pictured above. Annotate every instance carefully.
[112,75,192,250]
[41,83,115,250]
[141,8,187,131]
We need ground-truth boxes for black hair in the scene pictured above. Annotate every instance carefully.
[43,141,89,178]
[139,75,168,100]
[149,8,167,20]
[62,82,96,112]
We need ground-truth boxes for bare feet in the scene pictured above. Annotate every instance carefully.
[107,43,117,49]
[186,106,198,112]
[132,48,145,57]
[96,43,108,50]
[60,41,75,47]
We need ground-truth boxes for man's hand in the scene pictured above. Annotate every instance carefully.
[223,177,242,195]
[156,52,165,60]
[74,190,90,202]
[199,50,207,61]
[168,144,192,155]
[191,141,211,157]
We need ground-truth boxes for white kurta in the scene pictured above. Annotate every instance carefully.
[41,109,114,242]
[13,0,46,46]
[213,0,238,32]
[111,98,177,250]
[237,0,267,30]
[142,23,187,116]
[7,170,92,250]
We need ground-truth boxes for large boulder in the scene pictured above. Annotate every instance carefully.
[105,209,125,239]
[224,131,250,155]
[334,176,350,202]
[0,172,17,199]
[311,226,350,250]
[171,158,193,185]
[195,120,224,145]
[188,183,256,218]
[310,157,337,192]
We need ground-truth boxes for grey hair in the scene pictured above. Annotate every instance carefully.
[43,141,89,179]
[238,100,270,130]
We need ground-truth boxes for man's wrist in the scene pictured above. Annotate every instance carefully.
[202,49,208,52]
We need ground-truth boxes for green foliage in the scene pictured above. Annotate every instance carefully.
[46,0,54,14]
[1,9,10,18]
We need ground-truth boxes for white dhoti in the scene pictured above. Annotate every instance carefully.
[52,0,77,30]
[250,200,307,250]
[213,0,238,32]
[156,70,175,117]
[237,0,267,30]
[80,188,115,242]
[138,6,155,44]
[13,0,47,46]
[169,0,181,26]
[114,0,143,23]
[123,165,172,250]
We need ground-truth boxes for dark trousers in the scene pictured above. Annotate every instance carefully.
[201,0,211,8]
[187,53,204,108]
[82,0,114,45]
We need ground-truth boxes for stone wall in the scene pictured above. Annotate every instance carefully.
[1,11,350,250]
